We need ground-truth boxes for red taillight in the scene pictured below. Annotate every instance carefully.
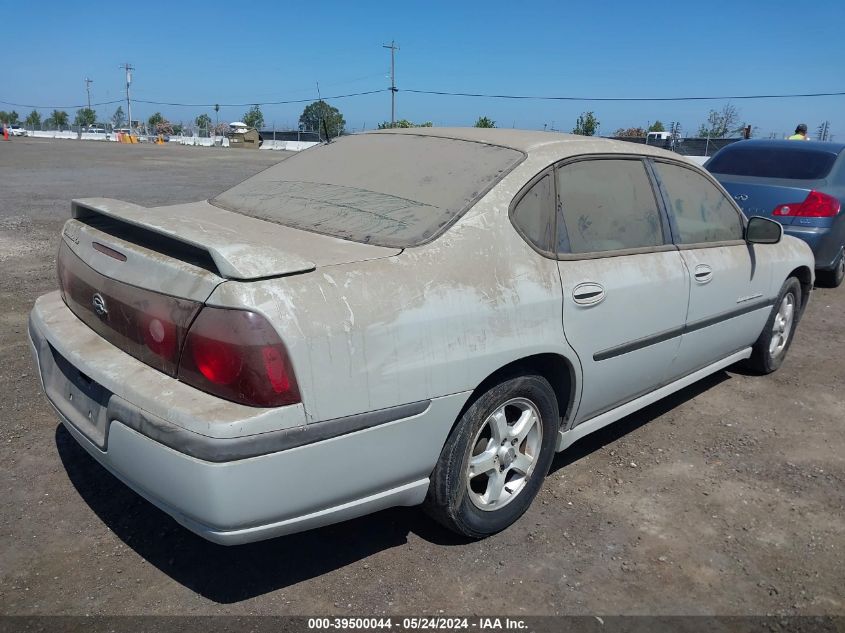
[772,190,841,218]
[177,307,300,407]
[192,338,243,385]
[57,241,200,375]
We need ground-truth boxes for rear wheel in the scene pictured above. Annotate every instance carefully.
[424,375,558,538]
[817,251,845,288]
[745,277,802,374]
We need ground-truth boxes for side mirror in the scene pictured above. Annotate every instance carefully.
[746,216,783,245]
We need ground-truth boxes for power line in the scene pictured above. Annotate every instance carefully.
[403,89,845,102]
[0,98,124,110]
[130,89,388,108]
[3,86,843,113]
[0,90,386,111]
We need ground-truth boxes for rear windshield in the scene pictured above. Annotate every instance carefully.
[213,133,524,247]
[707,146,838,180]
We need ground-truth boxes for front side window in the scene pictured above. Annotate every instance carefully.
[556,159,663,254]
[654,162,743,244]
[511,174,554,252]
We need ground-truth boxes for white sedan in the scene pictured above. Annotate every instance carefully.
[30,128,814,543]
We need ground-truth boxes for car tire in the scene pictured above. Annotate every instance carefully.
[423,374,559,538]
[744,277,802,374]
[817,251,845,288]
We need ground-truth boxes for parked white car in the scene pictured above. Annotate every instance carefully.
[29,129,814,544]
[9,124,26,136]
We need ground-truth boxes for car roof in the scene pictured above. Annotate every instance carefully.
[368,127,680,160]
[717,139,845,154]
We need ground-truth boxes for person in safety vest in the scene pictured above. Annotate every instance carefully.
[788,124,809,140]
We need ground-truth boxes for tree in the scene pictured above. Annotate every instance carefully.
[0,110,19,124]
[298,101,344,138]
[47,110,69,130]
[112,106,125,128]
[474,116,496,128]
[648,120,665,133]
[572,111,599,136]
[817,120,831,142]
[195,113,212,135]
[243,104,265,130]
[155,119,174,136]
[377,119,432,129]
[25,110,41,128]
[74,108,96,128]
[696,104,741,138]
[613,127,646,137]
[148,112,164,129]
[669,121,682,139]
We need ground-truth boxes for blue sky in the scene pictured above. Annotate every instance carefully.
[3,0,843,138]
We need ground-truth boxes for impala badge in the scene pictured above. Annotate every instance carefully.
[92,293,108,318]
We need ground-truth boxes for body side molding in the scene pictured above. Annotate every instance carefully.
[557,348,752,452]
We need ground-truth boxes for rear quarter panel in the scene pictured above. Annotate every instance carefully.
[207,159,582,424]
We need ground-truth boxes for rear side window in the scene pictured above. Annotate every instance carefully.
[707,146,838,180]
[556,159,663,254]
[512,174,554,252]
[654,162,743,244]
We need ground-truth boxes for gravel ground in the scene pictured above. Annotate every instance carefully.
[0,138,843,617]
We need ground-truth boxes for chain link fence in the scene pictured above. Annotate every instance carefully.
[608,136,743,158]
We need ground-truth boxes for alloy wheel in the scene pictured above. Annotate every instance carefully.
[466,398,543,511]
[768,293,795,358]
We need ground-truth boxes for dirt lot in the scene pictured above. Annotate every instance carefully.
[0,138,842,617]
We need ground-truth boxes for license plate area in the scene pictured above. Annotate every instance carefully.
[44,344,111,449]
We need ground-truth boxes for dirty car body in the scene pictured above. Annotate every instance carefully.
[30,129,815,544]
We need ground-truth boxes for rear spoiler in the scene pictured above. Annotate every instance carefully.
[71,198,316,280]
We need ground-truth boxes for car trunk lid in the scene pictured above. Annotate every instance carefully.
[58,197,400,377]
[71,197,401,280]
[713,177,821,226]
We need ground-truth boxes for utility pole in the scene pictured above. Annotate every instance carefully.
[382,40,399,126]
[84,78,93,110]
[120,63,134,131]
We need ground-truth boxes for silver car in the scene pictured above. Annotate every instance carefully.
[29,129,814,544]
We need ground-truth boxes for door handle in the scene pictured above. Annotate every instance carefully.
[693,264,713,284]
[572,282,606,306]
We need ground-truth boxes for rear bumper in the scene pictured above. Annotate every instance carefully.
[29,291,467,544]
[784,225,843,271]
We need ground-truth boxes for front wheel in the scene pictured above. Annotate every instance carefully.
[744,277,802,374]
[423,374,559,538]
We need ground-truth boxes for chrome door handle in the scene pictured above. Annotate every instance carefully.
[572,282,606,306]
[693,264,713,284]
